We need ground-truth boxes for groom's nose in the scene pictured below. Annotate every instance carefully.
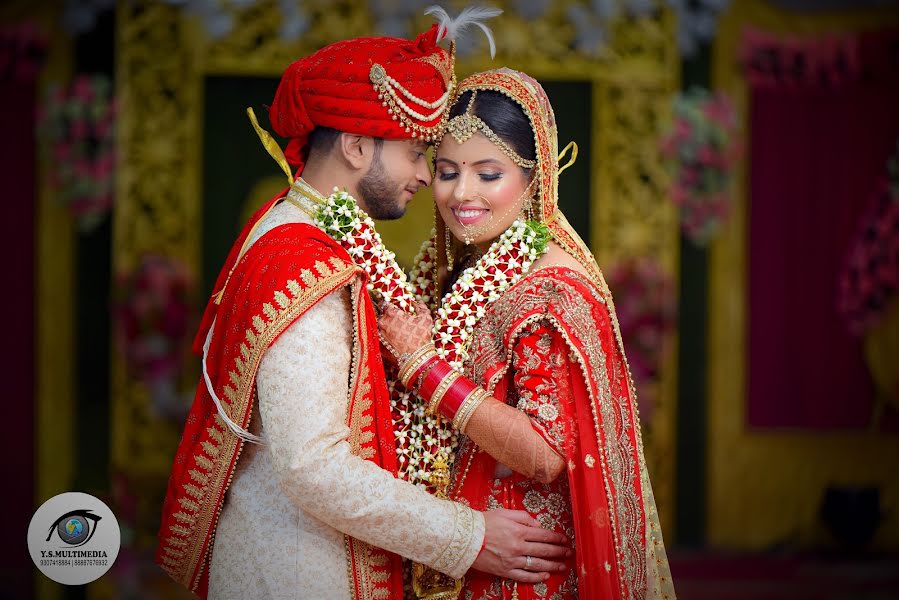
[416,162,432,187]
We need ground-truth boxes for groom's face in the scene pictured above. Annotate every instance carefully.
[357,138,432,220]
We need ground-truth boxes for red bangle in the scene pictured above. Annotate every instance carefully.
[436,375,478,421]
[419,360,454,401]
[406,354,441,391]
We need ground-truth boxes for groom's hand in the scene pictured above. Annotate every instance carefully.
[472,508,571,583]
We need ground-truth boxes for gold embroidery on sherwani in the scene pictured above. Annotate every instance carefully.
[346,277,375,460]
[431,502,477,575]
[160,258,358,591]
[343,275,389,599]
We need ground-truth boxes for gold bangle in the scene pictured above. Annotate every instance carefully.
[399,343,432,371]
[427,371,461,417]
[398,345,438,387]
[399,343,434,375]
[453,388,488,432]
[397,348,437,389]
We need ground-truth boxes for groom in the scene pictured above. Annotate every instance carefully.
[156,16,570,600]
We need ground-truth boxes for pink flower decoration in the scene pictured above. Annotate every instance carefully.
[608,257,677,422]
[114,254,195,384]
[38,74,116,231]
[660,88,741,245]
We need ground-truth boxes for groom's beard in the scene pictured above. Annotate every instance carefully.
[358,151,407,220]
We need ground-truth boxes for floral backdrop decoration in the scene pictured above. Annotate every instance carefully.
[38,74,116,231]
[838,142,899,423]
[660,87,741,245]
[607,257,677,424]
[114,254,195,419]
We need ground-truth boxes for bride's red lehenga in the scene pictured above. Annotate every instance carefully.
[452,266,669,599]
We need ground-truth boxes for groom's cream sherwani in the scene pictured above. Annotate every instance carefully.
[208,200,484,598]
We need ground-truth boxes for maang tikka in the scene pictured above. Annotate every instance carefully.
[442,91,537,170]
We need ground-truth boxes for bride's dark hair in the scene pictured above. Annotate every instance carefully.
[448,90,536,170]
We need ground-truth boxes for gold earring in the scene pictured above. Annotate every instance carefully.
[528,196,539,221]
[444,226,454,271]
[521,195,532,221]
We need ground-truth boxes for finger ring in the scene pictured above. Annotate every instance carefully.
[525,555,533,570]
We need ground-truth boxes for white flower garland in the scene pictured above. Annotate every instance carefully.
[393,219,550,487]
[312,188,417,310]
[307,186,550,488]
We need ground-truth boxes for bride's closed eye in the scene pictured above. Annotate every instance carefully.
[437,171,503,182]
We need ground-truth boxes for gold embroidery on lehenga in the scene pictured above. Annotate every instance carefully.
[465,268,647,599]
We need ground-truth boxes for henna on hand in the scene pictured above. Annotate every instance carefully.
[378,302,435,356]
[464,399,566,484]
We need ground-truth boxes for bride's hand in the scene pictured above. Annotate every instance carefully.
[378,301,434,358]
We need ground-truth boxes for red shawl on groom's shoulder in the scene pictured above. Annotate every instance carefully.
[156,199,402,598]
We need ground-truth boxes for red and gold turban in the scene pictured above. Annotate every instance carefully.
[269,24,455,171]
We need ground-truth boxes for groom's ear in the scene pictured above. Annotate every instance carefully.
[338,134,372,171]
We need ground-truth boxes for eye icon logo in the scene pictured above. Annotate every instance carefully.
[28,492,120,585]
[47,510,101,547]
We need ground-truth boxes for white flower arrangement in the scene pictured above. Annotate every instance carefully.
[312,189,551,488]
[391,219,551,487]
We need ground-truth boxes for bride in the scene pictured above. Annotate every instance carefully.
[379,69,675,599]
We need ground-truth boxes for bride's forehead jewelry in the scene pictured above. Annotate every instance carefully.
[440,90,537,170]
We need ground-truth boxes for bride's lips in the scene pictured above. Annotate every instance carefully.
[452,205,489,225]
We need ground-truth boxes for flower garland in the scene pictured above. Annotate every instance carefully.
[391,220,550,487]
[431,220,550,369]
[306,187,418,310]
[659,87,741,245]
[294,185,442,486]
[300,183,550,487]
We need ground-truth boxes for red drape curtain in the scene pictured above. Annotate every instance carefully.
[744,28,899,429]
